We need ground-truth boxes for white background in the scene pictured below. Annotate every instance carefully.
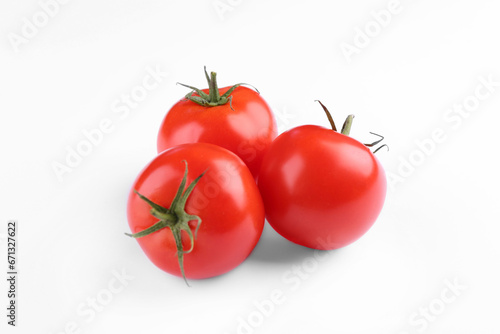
[1,0,500,333]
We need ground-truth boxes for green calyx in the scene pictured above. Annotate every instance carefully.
[177,66,259,109]
[315,100,389,153]
[125,161,206,286]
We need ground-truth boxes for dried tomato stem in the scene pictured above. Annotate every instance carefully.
[315,100,337,131]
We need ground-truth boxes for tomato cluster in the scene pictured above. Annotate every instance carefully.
[126,68,387,283]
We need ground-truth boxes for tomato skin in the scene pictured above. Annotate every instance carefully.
[157,86,277,178]
[127,143,265,279]
[258,125,386,250]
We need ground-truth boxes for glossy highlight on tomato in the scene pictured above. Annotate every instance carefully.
[157,68,277,179]
[258,110,387,250]
[127,143,265,280]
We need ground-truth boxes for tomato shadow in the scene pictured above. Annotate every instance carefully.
[248,222,328,264]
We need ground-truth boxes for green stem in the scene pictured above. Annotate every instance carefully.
[314,101,387,152]
[171,225,189,286]
[125,161,205,285]
[315,100,355,135]
[340,115,355,136]
[178,67,258,108]
[208,71,220,102]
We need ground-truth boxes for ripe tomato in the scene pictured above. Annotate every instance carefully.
[257,103,387,250]
[157,68,277,178]
[126,143,265,282]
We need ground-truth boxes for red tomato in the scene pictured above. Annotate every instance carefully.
[157,68,277,178]
[127,143,265,281]
[257,107,387,250]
